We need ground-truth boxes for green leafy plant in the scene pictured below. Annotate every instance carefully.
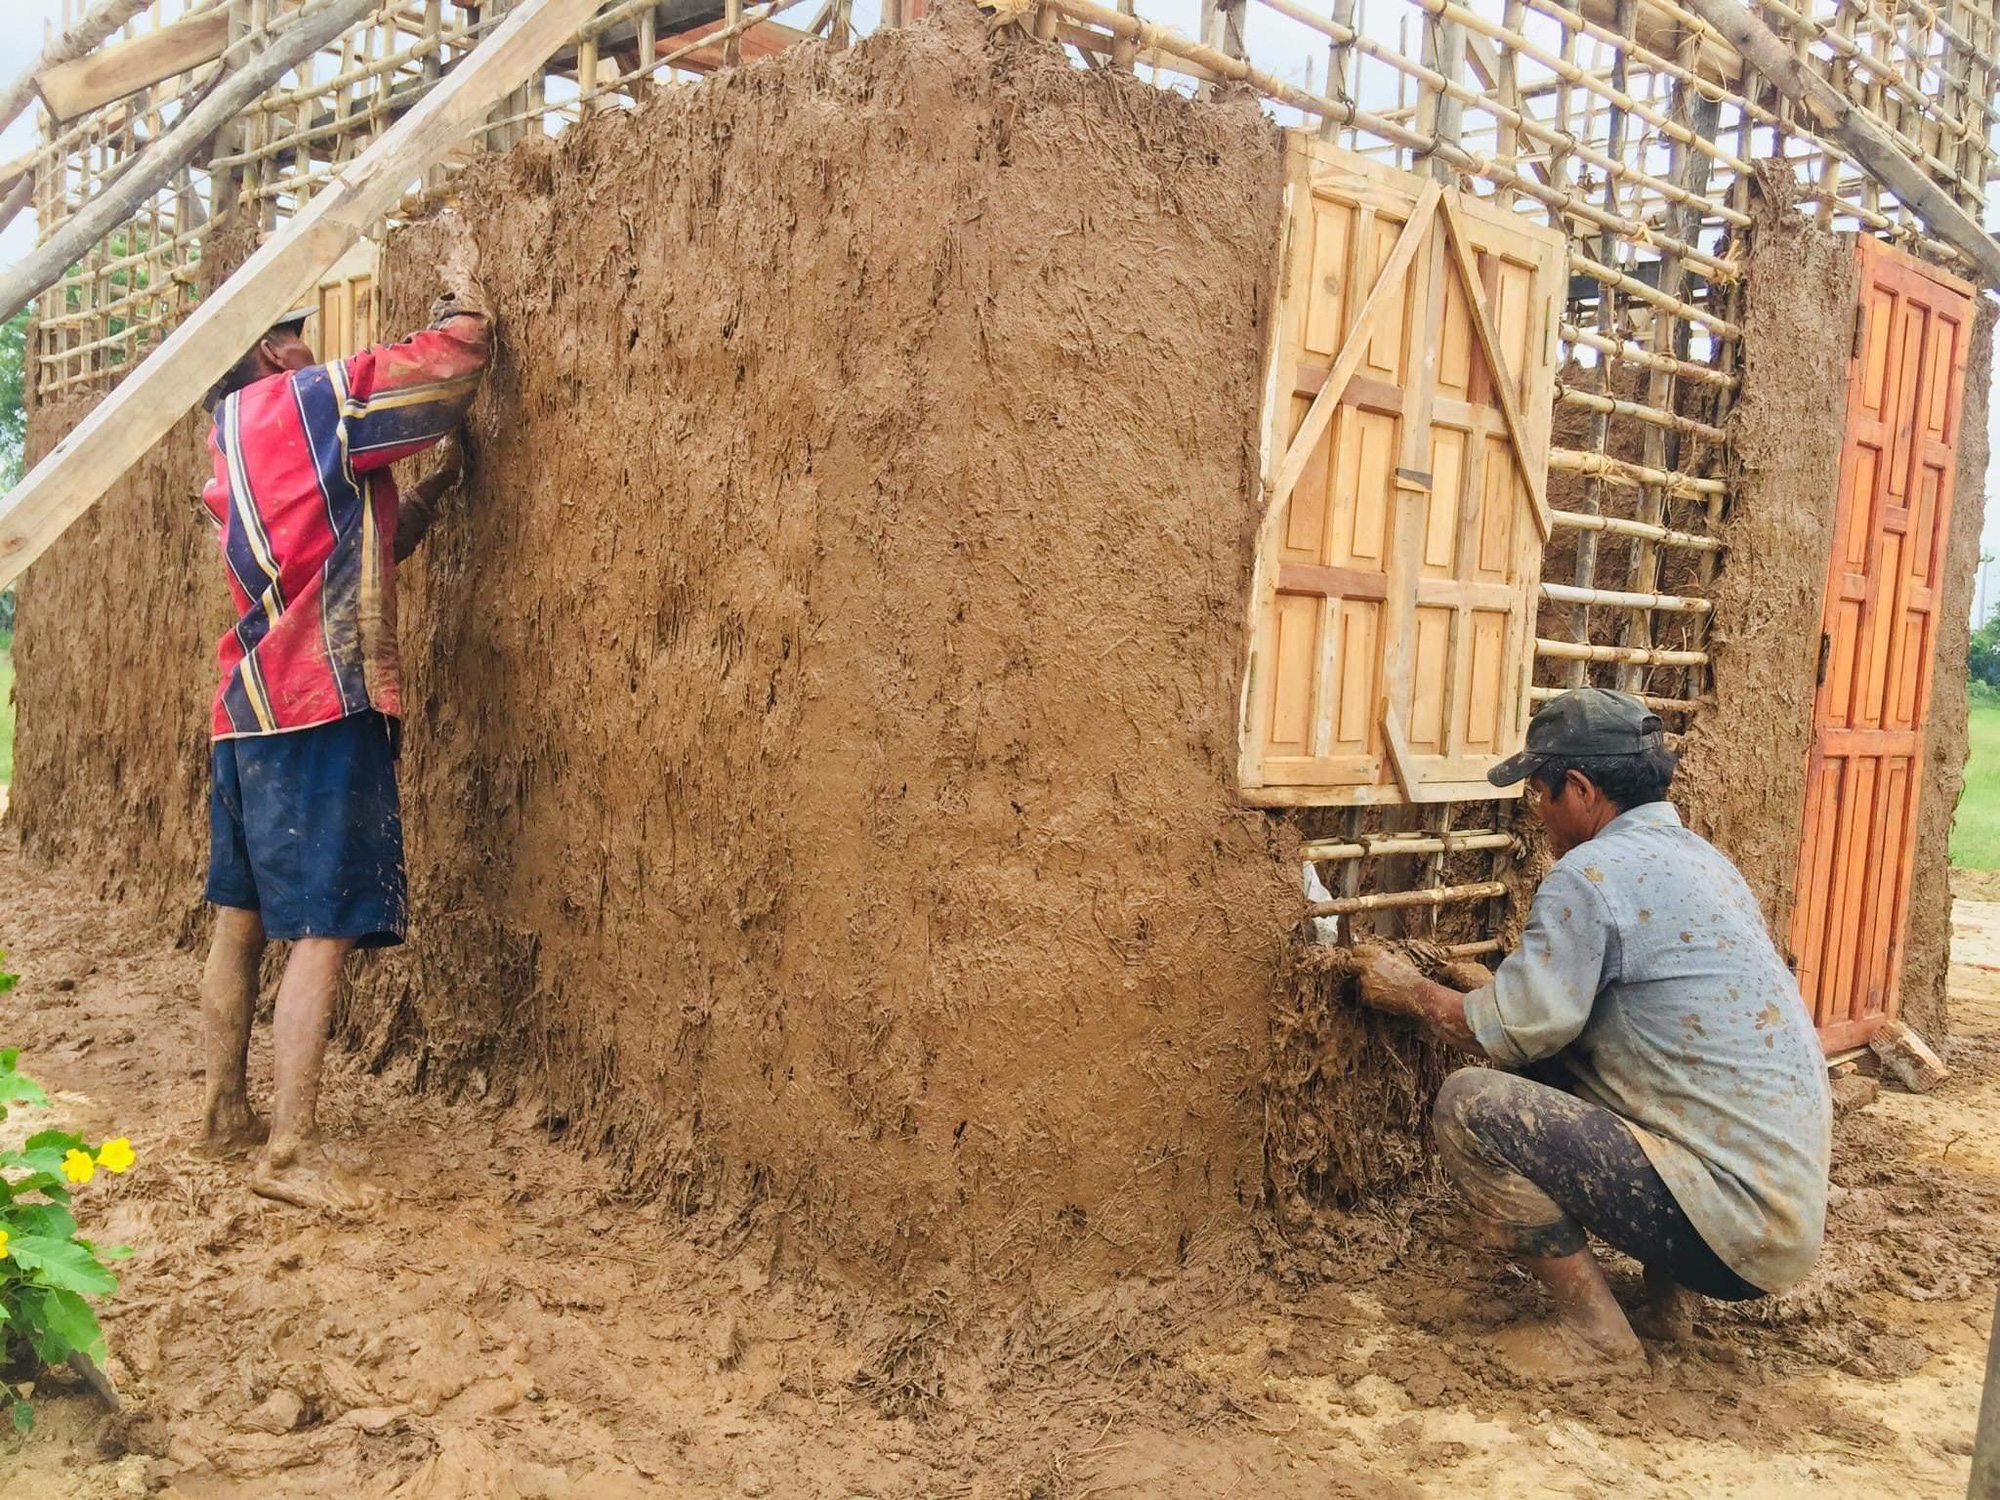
[0,963,134,1434]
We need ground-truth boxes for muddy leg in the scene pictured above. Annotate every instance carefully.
[200,906,268,1152]
[1485,1248,1645,1378]
[251,937,379,1212]
[1634,1262,1699,1343]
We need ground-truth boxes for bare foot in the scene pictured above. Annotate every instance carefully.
[251,1139,383,1213]
[1486,1315,1646,1382]
[1632,1265,1699,1344]
[200,1094,269,1155]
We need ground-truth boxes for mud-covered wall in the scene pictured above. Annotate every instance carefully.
[9,14,1296,1295]
[10,403,230,941]
[334,11,1296,1293]
[1902,297,1996,1044]
[1675,186,1855,945]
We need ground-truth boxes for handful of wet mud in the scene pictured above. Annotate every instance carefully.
[1265,938,1476,1221]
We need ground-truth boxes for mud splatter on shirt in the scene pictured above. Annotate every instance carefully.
[1461,802,1832,1293]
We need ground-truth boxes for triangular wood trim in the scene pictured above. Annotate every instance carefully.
[1264,180,1443,523]
[1437,196,1553,540]
[1380,701,1420,801]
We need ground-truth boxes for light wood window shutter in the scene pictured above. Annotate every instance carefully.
[303,240,383,363]
[1238,138,1565,807]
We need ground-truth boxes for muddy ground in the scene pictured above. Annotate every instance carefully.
[0,837,1993,1497]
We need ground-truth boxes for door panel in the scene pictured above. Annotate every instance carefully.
[1789,236,1972,1052]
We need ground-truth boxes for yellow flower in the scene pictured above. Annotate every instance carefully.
[61,1149,95,1184]
[0,1229,10,1261]
[96,1138,135,1175]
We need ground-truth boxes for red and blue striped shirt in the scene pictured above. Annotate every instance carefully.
[203,314,490,739]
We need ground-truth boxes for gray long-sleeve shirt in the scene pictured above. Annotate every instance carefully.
[1462,801,1832,1293]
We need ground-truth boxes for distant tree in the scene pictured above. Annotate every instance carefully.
[1971,611,2000,690]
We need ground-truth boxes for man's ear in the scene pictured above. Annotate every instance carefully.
[255,334,286,371]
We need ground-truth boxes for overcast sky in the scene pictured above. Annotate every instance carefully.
[4,0,1999,614]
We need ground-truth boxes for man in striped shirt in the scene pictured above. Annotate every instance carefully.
[198,293,491,1212]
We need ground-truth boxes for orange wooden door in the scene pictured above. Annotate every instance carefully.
[1789,236,1973,1051]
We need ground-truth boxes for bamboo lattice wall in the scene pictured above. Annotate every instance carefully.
[20,0,2000,944]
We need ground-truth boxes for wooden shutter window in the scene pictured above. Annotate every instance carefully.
[1238,140,1565,807]
[304,241,383,364]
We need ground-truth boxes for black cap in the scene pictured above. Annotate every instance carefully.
[1486,687,1665,787]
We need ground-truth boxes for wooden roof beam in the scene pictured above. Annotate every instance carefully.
[35,9,232,123]
[1677,0,2000,286]
[0,0,154,137]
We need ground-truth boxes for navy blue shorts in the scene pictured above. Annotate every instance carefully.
[206,711,407,948]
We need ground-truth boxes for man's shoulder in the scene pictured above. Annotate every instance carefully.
[1537,849,1622,918]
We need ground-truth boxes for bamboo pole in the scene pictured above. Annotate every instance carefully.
[1549,508,1724,551]
[1556,382,1728,444]
[1680,0,2000,285]
[1566,247,1739,337]
[1300,830,1517,861]
[1541,581,1713,613]
[1535,638,1709,667]
[1307,881,1509,918]
[0,0,378,327]
[1528,683,1710,714]
[1547,447,1726,498]
[1561,321,1736,388]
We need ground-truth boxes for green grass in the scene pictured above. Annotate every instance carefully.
[1951,688,2000,870]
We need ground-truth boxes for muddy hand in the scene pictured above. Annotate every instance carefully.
[1350,943,1429,1018]
[433,429,468,488]
[1439,957,1496,993]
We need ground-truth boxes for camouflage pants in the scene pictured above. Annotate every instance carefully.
[1432,1067,1766,1301]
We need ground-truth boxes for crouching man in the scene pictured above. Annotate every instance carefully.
[1352,688,1832,1372]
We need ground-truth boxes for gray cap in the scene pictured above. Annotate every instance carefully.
[1486,687,1664,787]
[269,303,313,335]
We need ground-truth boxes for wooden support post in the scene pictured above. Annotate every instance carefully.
[1564,0,1635,686]
[1617,80,1722,693]
[1492,0,1523,203]
[1973,1286,2000,1500]
[0,0,154,139]
[1416,4,1465,182]
[0,0,607,593]
[1316,0,1356,142]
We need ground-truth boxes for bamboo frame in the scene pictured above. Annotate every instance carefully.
[1300,830,1517,860]
[16,0,1998,946]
